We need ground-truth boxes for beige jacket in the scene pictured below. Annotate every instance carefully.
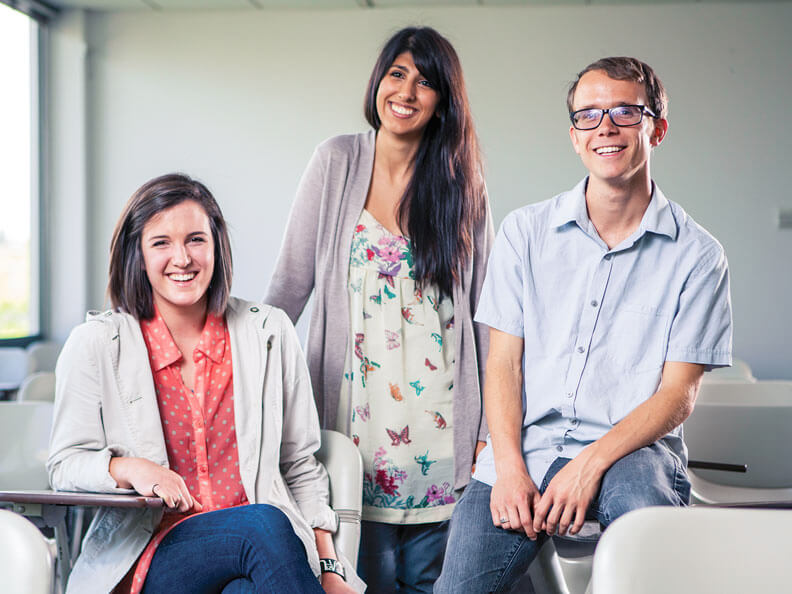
[48,298,358,593]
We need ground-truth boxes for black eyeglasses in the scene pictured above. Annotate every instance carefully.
[570,105,656,130]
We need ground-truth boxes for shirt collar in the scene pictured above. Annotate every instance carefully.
[140,307,227,371]
[550,177,678,241]
[195,312,227,365]
[140,307,182,372]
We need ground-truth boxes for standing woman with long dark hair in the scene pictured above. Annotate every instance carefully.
[266,27,493,592]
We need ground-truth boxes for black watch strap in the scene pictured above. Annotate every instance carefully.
[319,558,346,581]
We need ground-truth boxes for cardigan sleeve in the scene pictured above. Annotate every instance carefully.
[472,193,496,441]
[264,144,328,325]
[47,321,136,494]
[470,188,495,441]
[275,309,338,532]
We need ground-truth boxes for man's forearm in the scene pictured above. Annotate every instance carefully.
[585,361,704,471]
[485,350,526,476]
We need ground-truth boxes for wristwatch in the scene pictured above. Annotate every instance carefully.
[319,558,346,581]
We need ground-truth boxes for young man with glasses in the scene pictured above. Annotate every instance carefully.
[435,57,733,592]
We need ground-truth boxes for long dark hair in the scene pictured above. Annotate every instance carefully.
[108,173,233,319]
[364,27,486,298]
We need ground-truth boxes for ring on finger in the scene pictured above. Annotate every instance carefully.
[499,516,509,524]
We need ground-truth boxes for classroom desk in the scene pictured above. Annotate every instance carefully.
[0,489,163,587]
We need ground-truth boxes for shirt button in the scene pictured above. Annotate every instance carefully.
[590,300,598,307]
[566,392,574,398]
[571,418,579,426]
[556,445,563,452]
[604,254,612,261]
[577,346,585,354]
[199,465,208,473]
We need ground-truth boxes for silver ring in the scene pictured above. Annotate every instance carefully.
[499,517,509,524]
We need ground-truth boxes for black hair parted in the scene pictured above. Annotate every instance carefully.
[364,26,486,298]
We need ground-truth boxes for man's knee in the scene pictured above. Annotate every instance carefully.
[597,445,689,526]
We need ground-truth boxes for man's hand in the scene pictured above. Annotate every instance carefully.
[490,467,542,540]
[533,446,603,537]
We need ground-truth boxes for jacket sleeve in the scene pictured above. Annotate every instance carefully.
[275,309,338,532]
[264,144,328,325]
[47,321,135,493]
[472,194,496,441]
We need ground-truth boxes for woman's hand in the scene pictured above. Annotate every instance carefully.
[321,571,356,594]
[109,456,202,513]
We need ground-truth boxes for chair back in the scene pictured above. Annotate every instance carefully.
[685,381,792,493]
[701,358,755,383]
[592,506,792,594]
[0,347,29,394]
[0,401,54,490]
[0,509,54,594]
[26,341,62,375]
[18,372,56,402]
[316,429,363,567]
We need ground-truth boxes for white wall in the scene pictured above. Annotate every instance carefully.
[47,2,792,379]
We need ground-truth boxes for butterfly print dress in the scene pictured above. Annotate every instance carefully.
[338,209,457,524]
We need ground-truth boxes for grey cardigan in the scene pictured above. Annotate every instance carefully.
[47,299,365,593]
[266,131,494,490]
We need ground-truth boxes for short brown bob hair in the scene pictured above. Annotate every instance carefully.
[108,173,233,320]
[567,56,668,120]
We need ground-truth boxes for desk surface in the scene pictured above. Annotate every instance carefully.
[0,489,163,508]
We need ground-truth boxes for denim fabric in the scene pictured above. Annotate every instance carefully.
[435,443,690,593]
[358,520,449,593]
[142,504,323,594]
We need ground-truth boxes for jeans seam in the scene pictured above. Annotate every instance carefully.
[491,534,533,593]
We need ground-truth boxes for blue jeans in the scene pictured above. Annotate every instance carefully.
[434,443,690,593]
[142,504,323,594]
[358,519,449,593]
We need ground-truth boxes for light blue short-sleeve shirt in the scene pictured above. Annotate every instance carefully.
[473,179,733,488]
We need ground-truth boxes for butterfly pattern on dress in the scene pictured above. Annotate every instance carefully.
[385,329,400,350]
[354,403,370,422]
[431,332,442,350]
[414,451,437,475]
[425,410,447,429]
[389,382,404,402]
[386,425,412,446]
[346,209,456,514]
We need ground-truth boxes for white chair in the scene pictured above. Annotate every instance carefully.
[701,357,756,383]
[685,380,792,504]
[17,372,56,402]
[316,429,363,567]
[0,401,53,491]
[591,506,792,594]
[0,347,29,398]
[26,341,62,375]
[0,508,54,594]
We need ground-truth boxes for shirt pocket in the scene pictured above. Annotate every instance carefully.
[605,304,670,374]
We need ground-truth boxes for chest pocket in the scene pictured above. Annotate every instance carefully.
[605,304,670,373]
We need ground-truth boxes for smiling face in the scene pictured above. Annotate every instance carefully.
[569,69,667,192]
[375,52,439,142]
[141,200,215,318]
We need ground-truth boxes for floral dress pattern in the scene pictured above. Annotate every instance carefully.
[338,209,456,524]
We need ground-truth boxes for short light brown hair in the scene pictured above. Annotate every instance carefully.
[108,173,233,319]
[567,57,668,120]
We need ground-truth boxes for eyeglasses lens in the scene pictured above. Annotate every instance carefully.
[573,106,643,130]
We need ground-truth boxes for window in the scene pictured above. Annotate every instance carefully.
[0,3,40,340]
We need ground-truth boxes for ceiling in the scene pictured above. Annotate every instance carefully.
[39,0,791,12]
